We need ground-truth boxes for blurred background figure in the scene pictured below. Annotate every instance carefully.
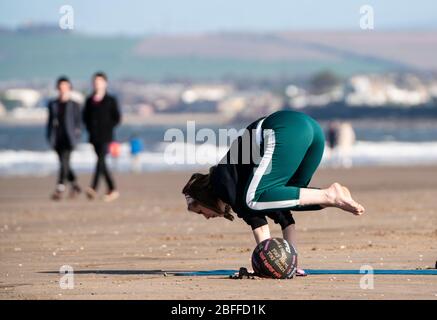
[129,134,144,173]
[82,72,121,202]
[327,121,339,151]
[46,76,82,200]
[326,121,339,164]
[336,122,356,168]
[326,121,356,168]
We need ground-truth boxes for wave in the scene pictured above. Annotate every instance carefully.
[0,141,437,176]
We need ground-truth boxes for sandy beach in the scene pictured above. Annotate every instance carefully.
[0,166,436,300]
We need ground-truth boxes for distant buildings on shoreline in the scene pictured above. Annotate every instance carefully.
[1,72,437,122]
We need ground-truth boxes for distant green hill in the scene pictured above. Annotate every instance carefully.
[0,32,413,81]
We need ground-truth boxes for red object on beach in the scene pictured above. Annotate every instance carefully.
[109,141,121,158]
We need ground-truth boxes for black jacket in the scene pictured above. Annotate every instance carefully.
[210,118,263,216]
[47,99,81,148]
[210,117,322,221]
[82,94,121,144]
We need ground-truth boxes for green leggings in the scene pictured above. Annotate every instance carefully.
[245,110,325,212]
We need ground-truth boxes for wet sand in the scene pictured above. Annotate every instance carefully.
[0,166,436,299]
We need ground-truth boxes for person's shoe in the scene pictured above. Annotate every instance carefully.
[51,184,65,201]
[85,187,97,200]
[69,184,82,199]
[103,190,120,202]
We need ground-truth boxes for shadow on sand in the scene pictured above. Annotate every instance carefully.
[40,269,187,276]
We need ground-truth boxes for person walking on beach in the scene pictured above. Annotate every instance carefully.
[47,76,82,200]
[82,72,121,202]
[182,110,365,275]
[327,121,339,151]
[336,122,355,168]
[326,121,356,168]
[325,121,339,166]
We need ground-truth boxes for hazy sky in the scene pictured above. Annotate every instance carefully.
[1,0,436,35]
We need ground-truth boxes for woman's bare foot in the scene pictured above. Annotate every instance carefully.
[325,183,365,215]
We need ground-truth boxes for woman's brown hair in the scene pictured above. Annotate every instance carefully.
[182,167,234,221]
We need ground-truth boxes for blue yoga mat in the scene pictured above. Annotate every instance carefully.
[174,269,437,276]
[304,269,437,275]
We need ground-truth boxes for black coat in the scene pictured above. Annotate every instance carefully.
[47,99,81,148]
[82,94,121,144]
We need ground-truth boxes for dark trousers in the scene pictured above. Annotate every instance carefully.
[91,143,115,192]
[55,148,76,185]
